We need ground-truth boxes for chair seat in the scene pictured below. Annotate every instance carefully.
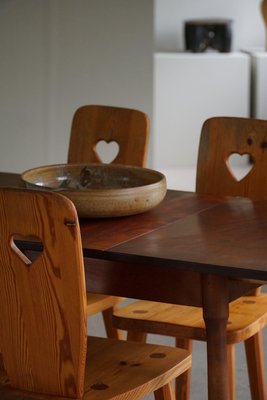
[86,293,124,316]
[0,336,191,400]
[113,294,267,344]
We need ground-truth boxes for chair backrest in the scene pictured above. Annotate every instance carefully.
[0,188,87,398]
[196,116,267,199]
[67,105,150,167]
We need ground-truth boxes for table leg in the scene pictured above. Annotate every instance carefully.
[202,274,230,400]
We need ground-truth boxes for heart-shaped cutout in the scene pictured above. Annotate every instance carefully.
[226,153,254,182]
[95,140,119,163]
[10,235,44,265]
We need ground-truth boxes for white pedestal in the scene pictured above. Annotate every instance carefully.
[244,49,267,119]
[153,52,250,169]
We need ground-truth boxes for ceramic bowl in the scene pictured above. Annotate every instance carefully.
[21,163,167,218]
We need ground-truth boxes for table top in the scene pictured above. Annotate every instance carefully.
[106,196,267,280]
[1,172,267,281]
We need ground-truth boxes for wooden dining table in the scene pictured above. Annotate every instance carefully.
[1,171,267,400]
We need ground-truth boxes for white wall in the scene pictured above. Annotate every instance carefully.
[48,1,154,165]
[155,0,265,52]
[0,0,154,172]
[0,1,51,172]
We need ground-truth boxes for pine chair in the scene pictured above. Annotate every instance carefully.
[113,116,267,400]
[68,104,150,340]
[0,188,191,400]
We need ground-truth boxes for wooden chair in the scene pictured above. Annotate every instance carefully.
[68,104,150,340]
[112,116,267,400]
[0,188,191,400]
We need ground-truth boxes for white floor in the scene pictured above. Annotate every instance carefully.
[88,167,267,400]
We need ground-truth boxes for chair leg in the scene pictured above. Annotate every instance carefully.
[102,307,124,340]
[154,382,175,400]
[175,338,192,400]
[227,344,235,400]
[127,330,147,342]
[245,332,267,400]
